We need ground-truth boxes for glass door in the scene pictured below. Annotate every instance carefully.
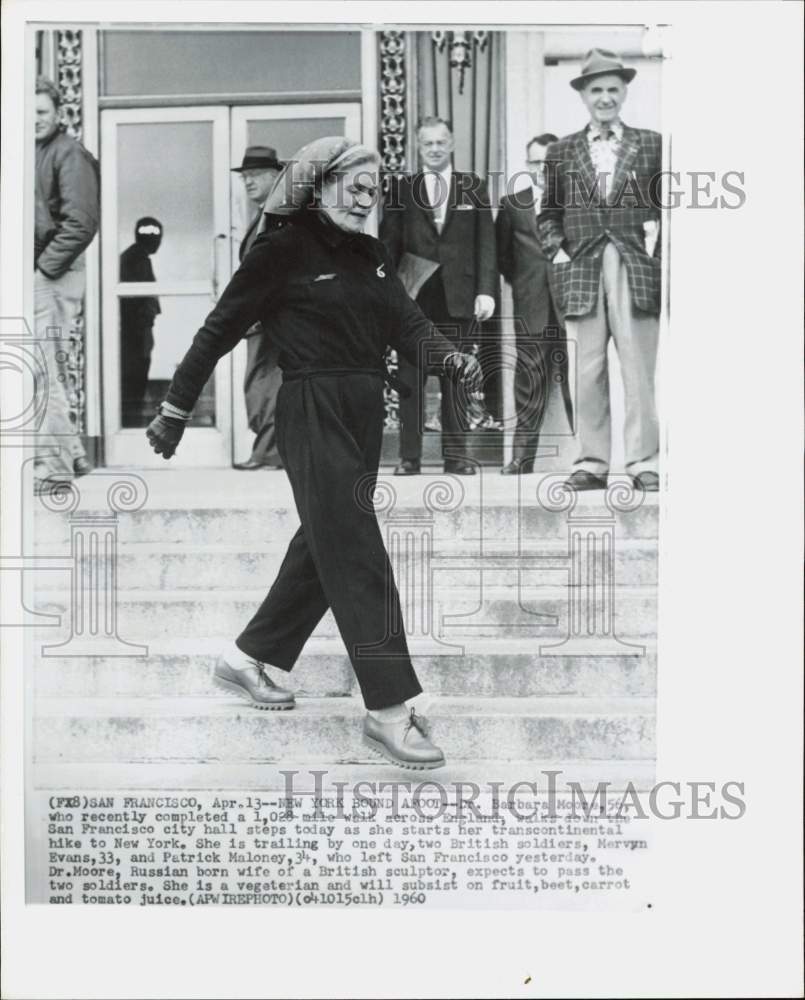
[228,103,363,463]
[100,107,232,466]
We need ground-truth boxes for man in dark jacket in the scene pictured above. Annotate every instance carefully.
[496,132,572,475]
[537,50,662,492]
[380,117,497,475]
[231,146,283,470]
[119,217,162,424]
[34,76,99,489]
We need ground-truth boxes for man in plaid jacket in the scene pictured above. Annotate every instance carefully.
[538,49,662,491]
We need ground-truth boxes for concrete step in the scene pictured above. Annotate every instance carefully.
[34,637,657,699]
[32,538,658,591]
[33,695,656,763]
[33,502,659,546]
[32,474,659,547]
[36,585,657,642]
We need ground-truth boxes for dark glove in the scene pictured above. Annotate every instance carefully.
[146,409,186,459]
[443,352,483,397]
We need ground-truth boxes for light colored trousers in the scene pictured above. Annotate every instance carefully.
[565,242,659,476]
[34,267,87,478]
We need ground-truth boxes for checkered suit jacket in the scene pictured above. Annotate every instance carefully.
[537,124,662,318]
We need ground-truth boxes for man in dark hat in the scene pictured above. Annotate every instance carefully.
[119,217,163,424]
[231,145,284,469]
[538,49,662,492]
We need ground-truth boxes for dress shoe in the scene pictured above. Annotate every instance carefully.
[213,656,295,710]
[500,459,534,476]
[34,476,72,497]
[363,708,445,770]
[73,456,94,477]
[564,470,607,491]
[630,470,659,492]
[393,459,421,476]
[233,457,270,470]
[443,460,476,475]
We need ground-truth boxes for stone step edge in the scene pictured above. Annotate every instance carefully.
[33,493,661,515]
[32,538,658,555]
[31,759,658,791]
[35,695,657,719]
[36,584,659,603]
[32,634,658,658]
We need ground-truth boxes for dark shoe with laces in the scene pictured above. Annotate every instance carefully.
[233,457,270,470]
[501,459,534,475]
[213,656,295,710]
[363,707,445,770]
[443,460,476,475]
[564,470,607,491]
[630,470,659,492]
[393,459,421,476]
[73,456,94,476]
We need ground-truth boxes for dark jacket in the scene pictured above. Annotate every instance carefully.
[379,170,497,318]
[35,128,99,278]
[537,124,662,318]
[119,243,161,329]
[496,187,558,338]
[165,210,458,414]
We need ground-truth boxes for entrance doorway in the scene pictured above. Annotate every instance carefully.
[100,102,362,467]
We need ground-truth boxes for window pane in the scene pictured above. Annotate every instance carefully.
[101,30,361,97]
[117,121,214,284]
[119,293,214,428]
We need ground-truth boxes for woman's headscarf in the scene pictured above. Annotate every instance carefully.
[262,136,380,216]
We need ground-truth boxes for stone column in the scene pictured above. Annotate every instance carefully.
[536,475,646,656]
[40,475,148,657]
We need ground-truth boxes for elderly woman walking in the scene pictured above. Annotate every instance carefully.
[146,137,480,770]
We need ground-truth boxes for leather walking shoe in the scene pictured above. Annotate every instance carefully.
[564,470,607,491]
[443,460,476,475]
[393,459,421,476]
[213,657,295,710]
[233,457,274,470]
[630,471,659,492]
[500,459,534,475]
[363,708,445,770]
[73,457,94,476]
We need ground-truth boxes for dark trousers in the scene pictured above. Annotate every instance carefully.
[512,329,574,465]
[398,274,472,463]
[244,332,282,465]
[121,322,154,418]
[236,372,422,710]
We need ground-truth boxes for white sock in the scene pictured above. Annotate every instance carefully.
[369,703,409,723]
[221,639,256,670]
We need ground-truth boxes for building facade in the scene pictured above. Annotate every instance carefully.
[35,24,664,469]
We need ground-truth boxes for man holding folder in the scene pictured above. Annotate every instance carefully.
[380,117,497,475]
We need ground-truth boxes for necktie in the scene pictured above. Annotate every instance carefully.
[427,172,447,231]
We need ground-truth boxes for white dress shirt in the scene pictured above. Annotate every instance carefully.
[424,164,452,228]
[532,181,544,217]
[587,119,624,178]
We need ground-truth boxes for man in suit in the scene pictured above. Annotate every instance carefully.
[496,133,573,475]
[231,145,283,470]
[380,116,497,476]
[119,217,162,425]
[538,49,662,491]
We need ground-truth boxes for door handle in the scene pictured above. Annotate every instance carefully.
[212,233,228,300]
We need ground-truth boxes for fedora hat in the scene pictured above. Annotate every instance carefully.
[231,145,283,173]
[570,48,637,91]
